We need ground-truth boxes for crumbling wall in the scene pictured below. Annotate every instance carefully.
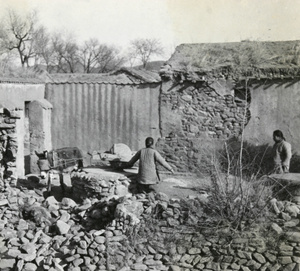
[71,170,132,202]
[1,179,300,271]
[157,80,248,173]
[0,82,47,177]
[0,107,22,179]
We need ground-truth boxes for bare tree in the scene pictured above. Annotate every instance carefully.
[127,50,138,68]
[78,38,101,73]
[51,33,80,73]
[128,38,164,68]
[0,9,42,67]
[0,51,15,75]
[95,45,125,73]
[33,26,55,71]
[78,39,125,73]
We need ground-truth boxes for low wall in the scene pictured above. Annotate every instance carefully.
[71,169,133,201]
[1,178,299,271]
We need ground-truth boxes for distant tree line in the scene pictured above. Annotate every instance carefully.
[0,9,164,73]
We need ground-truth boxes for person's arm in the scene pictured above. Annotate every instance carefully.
[154,151,174,173]
[282,142,292,167]
[122,150,141,169]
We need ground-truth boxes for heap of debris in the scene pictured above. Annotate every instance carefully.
[1,175,300,270]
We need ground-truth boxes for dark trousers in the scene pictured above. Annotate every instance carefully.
[137,183,158,194]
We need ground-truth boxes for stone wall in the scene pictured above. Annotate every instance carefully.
[71,170,132,202]
[0,82,48,177]
[157,81,248,173]
[0,107,22,180]
[1,178,300,271]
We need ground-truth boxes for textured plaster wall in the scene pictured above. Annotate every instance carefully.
[15,111,25,177]
[244,79,300,155]
[27,101,52,174]
[0,84,45,105]
[45,83,161,157]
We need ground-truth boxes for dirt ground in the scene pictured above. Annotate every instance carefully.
[22,168,207,202]
[155,173,206,199]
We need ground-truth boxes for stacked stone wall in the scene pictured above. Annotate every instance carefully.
[71,171,132,202]
[0,108,21,181]
[1,179,300,271]
[157,83,249,173]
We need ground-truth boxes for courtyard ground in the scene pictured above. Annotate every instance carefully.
[23,167,205,202]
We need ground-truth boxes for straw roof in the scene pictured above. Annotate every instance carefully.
[160,40,300,81]
[0,67,161,85]
[0,67,46,84]
[45,68,161,85]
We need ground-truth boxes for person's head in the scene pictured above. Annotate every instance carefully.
[145,137,154,148]
[273,130,285,143]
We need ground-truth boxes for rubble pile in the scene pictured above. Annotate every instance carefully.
[71,170,132,201]
[1,177,300,271]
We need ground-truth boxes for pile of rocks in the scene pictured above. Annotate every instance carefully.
[71,170,132,202]
[2,176,300,271]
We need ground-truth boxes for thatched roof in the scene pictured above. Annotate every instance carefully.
[160,40,300,81]
[0,67,161,85]
[0,67,46,84]
[45,68,161,85]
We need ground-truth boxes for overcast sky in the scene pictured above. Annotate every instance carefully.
[1,0,300,59]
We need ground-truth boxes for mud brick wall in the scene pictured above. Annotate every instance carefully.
[0,109,21,180]
[157,82,249,173]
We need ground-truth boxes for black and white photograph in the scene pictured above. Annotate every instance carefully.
[0,0,300,270]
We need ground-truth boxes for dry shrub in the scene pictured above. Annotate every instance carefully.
[219,136,274,177]
[189,137,276,230]
[202,170,274,230]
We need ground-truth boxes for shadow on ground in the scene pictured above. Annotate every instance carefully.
[18,175,73,202]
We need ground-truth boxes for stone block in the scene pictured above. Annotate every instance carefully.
[0,259,16,269]
[283,263,296,271]
[61,198,77,209]
[56,220,71,235]
[278,256,293,265]
[286,232,300,243]
[181,94,193,102]
[95,236,106,244]
[264,251,277,263]
[271,223,283,234]
[23,263,38,271]
[131,263,147,270]
[253,252,266,264]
